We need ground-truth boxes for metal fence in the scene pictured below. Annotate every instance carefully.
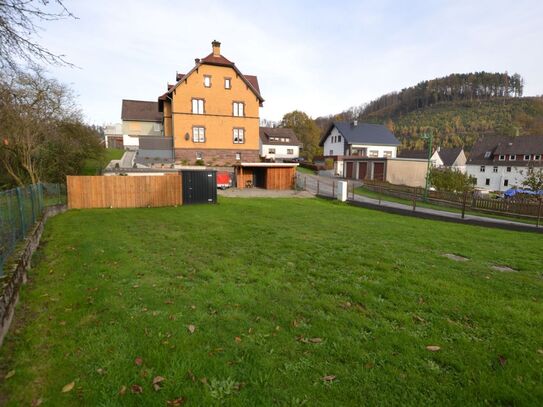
[0,183,66,276]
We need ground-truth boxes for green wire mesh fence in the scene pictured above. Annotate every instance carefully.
[0,183,66,276]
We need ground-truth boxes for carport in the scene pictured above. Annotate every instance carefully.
[234,163,298,190]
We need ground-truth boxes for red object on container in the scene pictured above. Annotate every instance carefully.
[216,171,232,189]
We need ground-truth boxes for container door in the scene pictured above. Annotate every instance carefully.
[182,171,217,204]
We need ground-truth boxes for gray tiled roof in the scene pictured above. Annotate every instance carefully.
[320,122,400,146]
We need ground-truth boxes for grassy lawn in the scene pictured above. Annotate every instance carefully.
[0,198,542,405]
[296,166,315,175]
[354,186,538,225]
[81,148,124,175]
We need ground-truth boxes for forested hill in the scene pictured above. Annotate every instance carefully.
[317,72,543,151]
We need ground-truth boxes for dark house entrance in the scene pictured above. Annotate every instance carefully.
[373,162,385,181]
[346,162,354,178]
[181,170,217,204]
[358,162,367,180]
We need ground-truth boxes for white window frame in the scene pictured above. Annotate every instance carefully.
[233,128,244,144]
[498,155,505,161]
[493,166,498,173]
[204,75,211,88]
[510,155,516,160]
[224,78,231,89]
[535,155,541,160]
[192,127,205,143]
[524,154,530,160]
[235,152,241,161]
[383,151,392,158]
[287,148,294,155]
[268,148,276,154]
[233,102,245,117]
[480,166,485,172]
[192,99,204,114]
[369,150,379,158]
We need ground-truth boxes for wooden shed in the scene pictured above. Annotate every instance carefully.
[234,163,298,190]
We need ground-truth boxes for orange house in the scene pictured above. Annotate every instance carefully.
[158,41,264,166]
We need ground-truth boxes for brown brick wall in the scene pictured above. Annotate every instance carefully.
[175,148,260,166]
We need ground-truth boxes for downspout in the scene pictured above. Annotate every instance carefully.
[167,94,174,160]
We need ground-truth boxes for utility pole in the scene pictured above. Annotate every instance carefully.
[422,131,433,202]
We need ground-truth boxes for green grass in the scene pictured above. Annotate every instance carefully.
[354,186,538,225]
[1,198,542,405]
[81,148,124,175]
[296,166,315,175]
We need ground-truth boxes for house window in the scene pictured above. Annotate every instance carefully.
[338,135,342,142]
[498,155,505,161]
[369,150,379,157]
[235,152,241,161]
[510,155,516,160]
[287,149,294,154]
[493,166,498,173]
[233,102,244,117]
[484,151,492,159]
[192,127,205,143]
[329,150,333,155]
[233,128,244,144]
[192,98,204,114]
[506,166,511,172]
[485,178,490,186]
[504,179,509,187]
[480,166,485,172]
[196,152,203,160]
[383,151,392,158]
[524,154,530,160]
[224,78,231,89]
[285,138,290,142]
[535,155,541,160]
[268,148,276,154]
[204,75,211,88]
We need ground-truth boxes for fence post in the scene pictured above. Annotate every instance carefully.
[378,185,382,205]
[537,199,542,228]
[461,190,468,219]
[16,187,26,235]
[351,182,355,200]
[332,180,335,198]
[412,195,417,211]
[317,179,320,195]
[304,176,306,190]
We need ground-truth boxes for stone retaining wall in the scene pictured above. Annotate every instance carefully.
[0,204,67,347]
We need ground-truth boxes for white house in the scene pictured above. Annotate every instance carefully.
[466,135,543,191]
[319,121,400,175]
[121,100,163,150]
[104,123,123,149]
[259,127,300,161]
[430,147,467,173]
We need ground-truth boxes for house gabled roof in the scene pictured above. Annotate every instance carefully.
[259,127,300,146]
[397,150,428,159]
[437,147,463,166]
[467,135,543,166]
[121,100,162,122]
[161,42,264,106]
[320,122,400,147]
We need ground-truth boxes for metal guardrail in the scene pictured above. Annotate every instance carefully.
[0,183,66,276]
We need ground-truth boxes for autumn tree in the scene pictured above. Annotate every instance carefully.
[281,111,322,160]
[522,168,543,192]
[429,167,475,192]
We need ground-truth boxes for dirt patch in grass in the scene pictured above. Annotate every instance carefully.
[442,253,469,262]
[491,265,518,272]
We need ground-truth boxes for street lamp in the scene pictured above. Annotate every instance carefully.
[421,131,434,202]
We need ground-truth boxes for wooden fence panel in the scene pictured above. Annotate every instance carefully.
[67,176,182,209]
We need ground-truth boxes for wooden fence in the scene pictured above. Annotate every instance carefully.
[67,176,182,209]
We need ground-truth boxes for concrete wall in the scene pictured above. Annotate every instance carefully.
[386,159,428,187]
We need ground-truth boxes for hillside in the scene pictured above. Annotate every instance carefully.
[365,97,543,150]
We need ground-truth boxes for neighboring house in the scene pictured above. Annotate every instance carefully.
[431,147,467,172]
[319,121,400,175]
[259,127,300,161]
[104,123,123,149]
[158,40,264,165]
[121,100,163,150]
[466,135,543,191]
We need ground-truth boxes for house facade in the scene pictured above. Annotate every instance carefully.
[158,41,264,165]
[259,127,300,161]
[121,100,163,150]
[104,123,123,149]
[466,135,543,191]
[430,147,467,173]
[320,121,400,175]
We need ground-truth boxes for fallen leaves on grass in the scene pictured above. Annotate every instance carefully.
[167,397,186,406]
[296,335,323,344]
[4,370,15,379]
[152,376,166,391]
[426,345,441,352]
[61,381,75,393]
[412,314,425,323]
[235,336,242,343]
[187,324,196,334]
[164,299,174,304]
[498,355,507,367]
[322,375,336,382]
[96,368,104,375]
[134,357,143,366]
[119,385,127,396]
[537,349,543,355]
[131,384,143,394]
[31,398,43,406]
[187,370,196,382]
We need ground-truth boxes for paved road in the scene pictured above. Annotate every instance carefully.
[296,173,541,232]
[120,151,136,168]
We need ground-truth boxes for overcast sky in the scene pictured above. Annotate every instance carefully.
[38,0,543,125]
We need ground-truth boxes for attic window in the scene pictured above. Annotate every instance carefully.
[498,155,505,161]
[204,75,211,88]
[510,155,516,160]
[338,135,342,142]
[224,78,231,89]
[535,155,541,160]
[524,154,530,160]
[484,151,492,159]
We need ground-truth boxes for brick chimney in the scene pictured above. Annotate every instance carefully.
[212,40,221,56]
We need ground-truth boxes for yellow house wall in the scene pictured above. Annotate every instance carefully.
[163,101,172,137]
[171,64,260,150]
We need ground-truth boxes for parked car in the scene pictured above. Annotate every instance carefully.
[216,171,232,190]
